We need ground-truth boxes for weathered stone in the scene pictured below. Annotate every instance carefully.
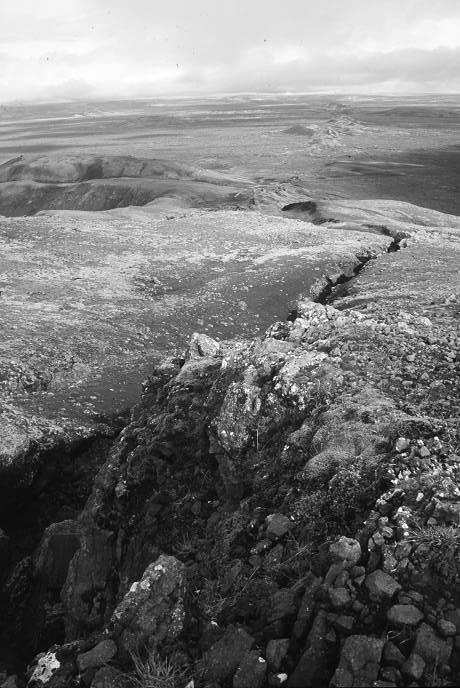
[90,666,129,688]
[437,619,457,637]
[189,332,220,359]
[292,576,321,639]
[383,641,405,668]
[62,526,114,640]
[287,611,335,687]
[111,555,185,654]
[444,608,460,633]
[77,639,117,672]
[413,623,453,665]
[401,652,425,681]
[329,537,361,568]
[266,514,292,540]
[1,676,18,688]
[365,570,401,600]
[333,615,355,634]
[330,635,384,688]
[387,604,423,628]
[233,651,267,688]
[205,625,255,682]
[267,589,297,625]
[329,587,352,610]
[265,639,290,671]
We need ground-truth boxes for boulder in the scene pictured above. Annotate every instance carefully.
[413,622,453,665]
[266,514,292,541]
[287,611,335,687]
[233,651,267,688]
[329,537,361,568]
[387,604,423,627]
[110,555,185,654]
[364,570,401,600]
[189,332,221,359]
[401,652,425,682]
[382,641,405,668]
[90,666,130,687]
[266,639,290,671]
[204,625,255,682]
[330,635,384,687]
[292,575,321,640]
[77,639,118,672]
[329,587,352,610]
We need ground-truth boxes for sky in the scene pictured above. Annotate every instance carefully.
[1,0,460,102]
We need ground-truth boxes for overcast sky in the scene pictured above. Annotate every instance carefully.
[2,0,460,102]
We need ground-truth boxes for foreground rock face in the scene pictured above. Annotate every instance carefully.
[0,200,459,686]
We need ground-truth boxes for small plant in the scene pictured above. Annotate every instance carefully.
[408,525,460,549]
[129,648,190,688]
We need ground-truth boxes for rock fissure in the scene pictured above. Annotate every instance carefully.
[0,199,459,687]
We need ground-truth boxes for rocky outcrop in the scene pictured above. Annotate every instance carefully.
[0,202,459,686]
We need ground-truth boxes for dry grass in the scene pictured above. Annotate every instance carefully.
[129,649,190,688]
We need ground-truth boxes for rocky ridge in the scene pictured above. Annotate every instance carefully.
[0,204,459,687]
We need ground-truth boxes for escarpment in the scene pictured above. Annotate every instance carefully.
[0,206,458,688]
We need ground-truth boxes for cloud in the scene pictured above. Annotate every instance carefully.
[1,0,460,101]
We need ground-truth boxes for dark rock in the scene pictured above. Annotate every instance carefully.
[287,611,335,687]
[444,608,460,633]
[204,625,255,682]
[333,615,355,634]
[329,587,352,610]
[0,529,9,577]
[383,641,405,668]
[365,570,401,600]
[76,639,118,672]
[413,623,453,665]
[233,650,267,688]
[90,666,130,687]
[292,576,321,641]
[401,652,425,682]
[265,638,290,671]
[330,635,384,687]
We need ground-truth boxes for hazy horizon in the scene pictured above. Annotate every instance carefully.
[2,0,460,103]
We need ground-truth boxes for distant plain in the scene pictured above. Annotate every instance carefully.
[1,93,460,214]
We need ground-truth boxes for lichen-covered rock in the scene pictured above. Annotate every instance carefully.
[28,651,61,686]
[110,555,185,654]
[189,332,221,359]
[329,537,361,569]
[266,513,292,540]
[28,643,82,688]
